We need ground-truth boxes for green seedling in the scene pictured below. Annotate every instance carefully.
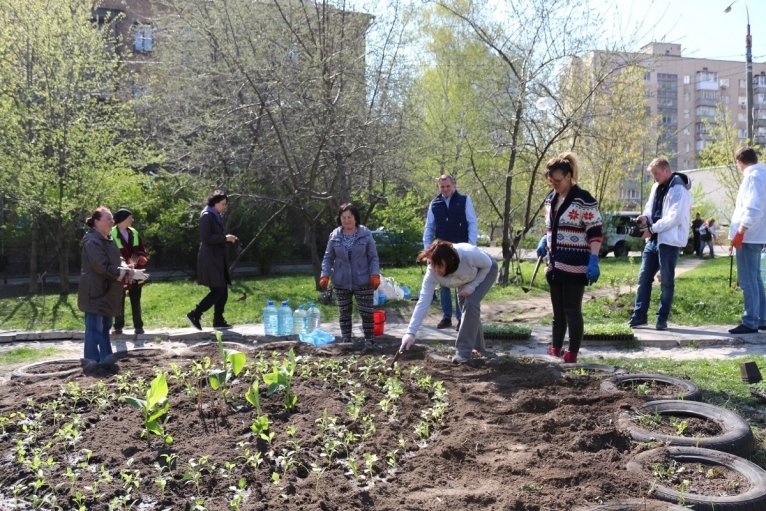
[122,370,174,445]
[208,331,247,402]
[244,381,261,414]
[263,348,298,411]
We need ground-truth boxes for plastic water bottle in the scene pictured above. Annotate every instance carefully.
[306,302,321,332]
[263,300,278,336]
[293,306,307,335]
[277,301,294,336]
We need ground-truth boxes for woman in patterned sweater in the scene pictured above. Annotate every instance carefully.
[535,152,603,363]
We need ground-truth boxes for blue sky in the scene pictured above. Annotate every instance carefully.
[593,0,766,61]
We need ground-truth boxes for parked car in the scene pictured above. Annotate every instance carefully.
[599,211,641,258]
[477,232,491,247]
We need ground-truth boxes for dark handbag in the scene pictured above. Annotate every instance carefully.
[318,286,335,305]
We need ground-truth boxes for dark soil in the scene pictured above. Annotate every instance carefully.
[0,337,744,510]
[631,414,723,438]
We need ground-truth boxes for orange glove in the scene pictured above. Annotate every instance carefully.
[319,276,329,290]
[732,230,745,249]
[136,255,148,268]
[371,275,381,290]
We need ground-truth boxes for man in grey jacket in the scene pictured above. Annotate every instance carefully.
[628,157,692,331]
[728,146,766,334]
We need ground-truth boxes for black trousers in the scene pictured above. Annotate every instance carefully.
[196,286,228,321]
[114,285,143,331]
[549,279,585,354]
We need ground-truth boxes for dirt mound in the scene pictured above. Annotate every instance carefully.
[0,338,658,510]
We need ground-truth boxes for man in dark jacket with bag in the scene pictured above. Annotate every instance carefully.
[186,191,238,330]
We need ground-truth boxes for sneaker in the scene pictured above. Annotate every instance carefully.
[451,353,469,364]
[111,329,123,335]
[562,350,577,363]
[655,320,668,331]
[213,321,232,329]
[729,324,758,334]
[134,328,145,335]
[80,358,99,373]
[455,319,461,331]
[186,312,202,330]
[627,319,647,328]
[547,346,562,357]
[437,318,453,329]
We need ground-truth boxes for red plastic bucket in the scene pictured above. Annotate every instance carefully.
[373,309,386,336]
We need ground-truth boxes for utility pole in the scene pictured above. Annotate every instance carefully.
[725,1,754,142]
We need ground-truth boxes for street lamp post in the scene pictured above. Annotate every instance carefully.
[725,1,754,142]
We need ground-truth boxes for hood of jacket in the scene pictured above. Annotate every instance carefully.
[669,172,691,190]
[329,225,373,241]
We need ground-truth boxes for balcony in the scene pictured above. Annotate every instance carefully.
[695,80,718,91]
[695,95,719,107]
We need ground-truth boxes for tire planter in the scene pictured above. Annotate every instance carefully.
[601,374,702,401]
[617,400,754,457]
[577,498,690,510]
[11,358,82,381]
[626,446,766,510]
[560,363,626,375]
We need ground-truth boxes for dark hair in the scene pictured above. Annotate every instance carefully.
[545,152,579,182]
[85,206,111,228]
[336,203,360,227]
[207,190,228,207]
[735,146,758,165]
[417,240,459,275]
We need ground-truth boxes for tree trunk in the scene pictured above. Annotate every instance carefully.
[58,234,70,295]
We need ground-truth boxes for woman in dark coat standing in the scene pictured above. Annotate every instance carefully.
[78,207,135,366]
[186,191,238,330]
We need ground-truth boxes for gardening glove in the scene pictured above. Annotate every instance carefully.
[586,254,600,285]
[732,230,745,249]
[371,275,381,290]
[536,236,547,258]
[136,255,148,268]
[400,333,416,352]
[319,276,329,290]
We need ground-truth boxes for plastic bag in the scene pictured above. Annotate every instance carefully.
[299,329,336,347]
[378,276,405,301]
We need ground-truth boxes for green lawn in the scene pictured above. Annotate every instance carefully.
[0,256,746,330]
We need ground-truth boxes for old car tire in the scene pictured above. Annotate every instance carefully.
[11,358,82,381]
[577,498,690,510]
[618,400,754,457]
[626,446,766,510]
[614,241,629,257]
[601,374,701,401]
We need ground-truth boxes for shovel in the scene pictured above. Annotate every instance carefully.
[522,256,544,293]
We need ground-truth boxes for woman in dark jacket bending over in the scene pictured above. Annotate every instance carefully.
[186,191,238,330]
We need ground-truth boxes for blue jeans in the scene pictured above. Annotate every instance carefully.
[440,285,462,321]
[735,243,766,329]
[84,313,114,363]
[631,240,680,323]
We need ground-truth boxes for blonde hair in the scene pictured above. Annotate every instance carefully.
[545,152,579,183]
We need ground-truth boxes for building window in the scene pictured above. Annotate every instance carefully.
[740,79,747,88]
[644,71,651,81]
[756,75,766,86]
[720,78,730,88]
[134,24,153,53]
[683,75,690,84]
[739,112,747,122]
[684,109,690,119]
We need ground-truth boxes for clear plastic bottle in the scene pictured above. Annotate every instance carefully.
[277,300,294,336]
[306,302,321,332]
[263,300,279,336]
[293,306,307,335]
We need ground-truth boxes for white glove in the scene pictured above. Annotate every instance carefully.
[400,333,416,351]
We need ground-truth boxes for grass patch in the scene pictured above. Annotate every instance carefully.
[0,347,63,365]
[0,256,744,330]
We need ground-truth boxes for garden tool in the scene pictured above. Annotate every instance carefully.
[390,349,403,369]
[522,256,543,293]
[729,248,734,288]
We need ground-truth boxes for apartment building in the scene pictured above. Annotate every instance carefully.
[637,42,766,170]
